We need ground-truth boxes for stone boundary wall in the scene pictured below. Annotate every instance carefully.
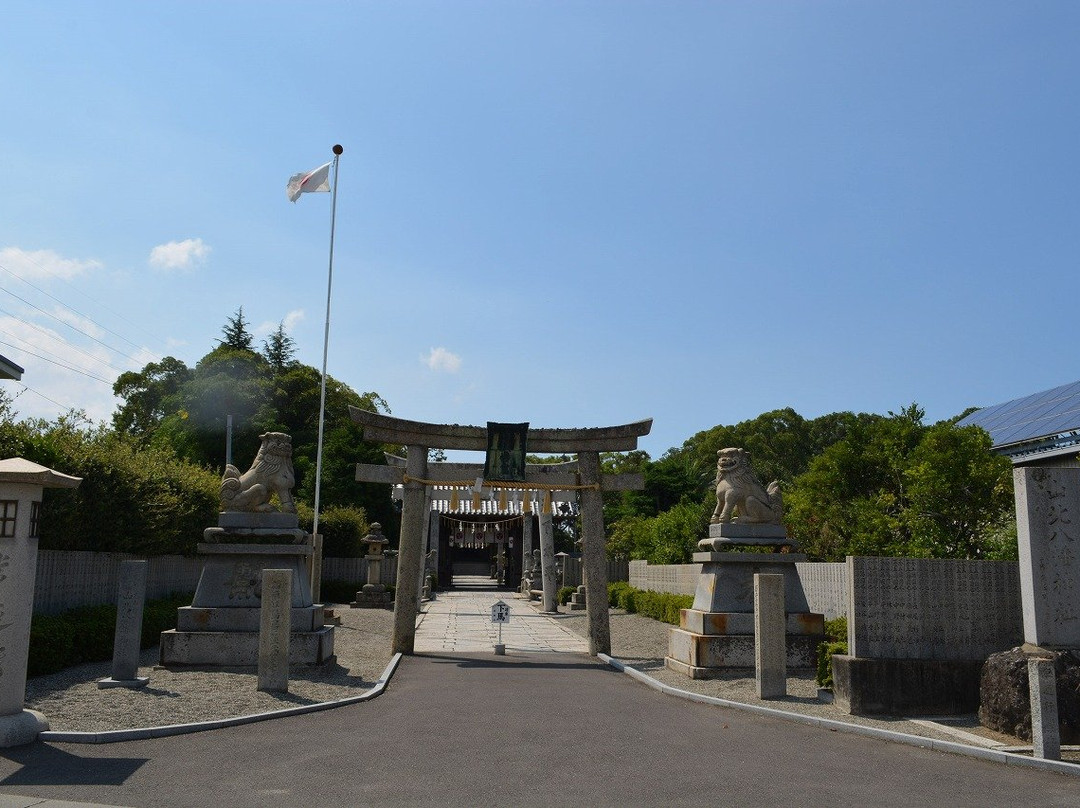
[561,558,629,588]
[796,562,847,620]
[627,559,847,618]
[33,550,399,615]
[34,550,204,615]
[321,556,398,586]
[847,556,1022,660]
[628,560,701,596]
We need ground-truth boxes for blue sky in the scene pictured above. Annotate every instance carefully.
[2,1,1078,460]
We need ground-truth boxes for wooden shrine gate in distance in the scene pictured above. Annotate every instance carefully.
[349,408,651,657]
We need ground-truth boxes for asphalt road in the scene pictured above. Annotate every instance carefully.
[1,652,1077,807]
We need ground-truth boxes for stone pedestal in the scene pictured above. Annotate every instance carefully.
[665,524,823,678]
[160,520,334,667]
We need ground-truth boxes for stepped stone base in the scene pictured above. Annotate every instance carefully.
[351,582,393,609]
[160,626,335,668]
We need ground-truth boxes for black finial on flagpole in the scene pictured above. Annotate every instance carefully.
[332,144,343,155]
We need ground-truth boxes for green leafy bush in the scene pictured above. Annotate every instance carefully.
[824,615,847,642]
[298,504,368,558]
[816,640,848,689]
[558,586,575,605]
[28,592,193,678]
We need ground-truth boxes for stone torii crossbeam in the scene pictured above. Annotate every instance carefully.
[349,408,651,656]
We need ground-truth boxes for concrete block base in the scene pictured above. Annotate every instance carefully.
[666,627,820,672]
[159,626,335,668]
[831,655,985,715]
[0,709,49,748]
[97,676,150,690]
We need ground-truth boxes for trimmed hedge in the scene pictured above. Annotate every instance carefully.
[28,593,193,678]
[608,582,692,626]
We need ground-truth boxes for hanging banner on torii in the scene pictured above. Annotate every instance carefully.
[484,422,528,482]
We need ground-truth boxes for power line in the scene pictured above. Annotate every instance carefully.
[0,285,145,365]
[0,339,113,385]
[9,382,83,414]
[0,256,164,358]
[0,309,128,377]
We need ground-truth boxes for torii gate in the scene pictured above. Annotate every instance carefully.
[349,408,651,656]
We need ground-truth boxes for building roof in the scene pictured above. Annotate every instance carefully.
[0,354,24,381]
[958,379,1080,461]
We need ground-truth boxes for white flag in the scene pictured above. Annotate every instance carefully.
[286,161,331,202]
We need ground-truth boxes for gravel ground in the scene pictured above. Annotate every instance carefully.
[21,600,1072,761]
[25,605,395,733]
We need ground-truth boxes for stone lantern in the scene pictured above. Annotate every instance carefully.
[351,523,392,609]
[0,458,81,747]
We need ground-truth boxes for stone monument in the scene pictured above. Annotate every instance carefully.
[159,433,334,667]
[666,448,823,677]
[0,458,81,747]
[351,523,393,609]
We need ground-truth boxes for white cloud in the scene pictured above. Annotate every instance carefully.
[255,310,305,338]
[422,346,462,373]
[148,238,211,272]
[0,246,102,280]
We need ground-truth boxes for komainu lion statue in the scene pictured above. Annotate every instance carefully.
[710,447,783,525]
[220,432,297,513]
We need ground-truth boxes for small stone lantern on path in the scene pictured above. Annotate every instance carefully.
[351,523,393,609]
[0,458,81,747]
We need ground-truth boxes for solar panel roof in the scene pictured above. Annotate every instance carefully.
[958,379,1080,449]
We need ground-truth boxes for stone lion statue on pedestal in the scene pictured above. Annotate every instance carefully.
[219,432,297,513]
[710,447,783,525]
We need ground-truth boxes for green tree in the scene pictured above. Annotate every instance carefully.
[111,356,192,438]
[262,321,297,371]
[219,307,254,352]
[784,406,1014,561]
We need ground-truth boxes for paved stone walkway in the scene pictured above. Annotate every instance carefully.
[414,580,588,654]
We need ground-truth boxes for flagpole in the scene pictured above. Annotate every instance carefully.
[313,144,343,540]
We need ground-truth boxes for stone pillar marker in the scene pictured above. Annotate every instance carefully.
[0,458,81,747]
[754,573,786,699]
[1028,656,1060,760]
[258,569,292,692]
[1013,467,1080,647]
[578,451,610,656]
[393,445,428,654]
[98,559,150,689]
[538,514,558,613]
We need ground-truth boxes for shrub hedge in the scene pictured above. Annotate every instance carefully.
[607,582,692,625]
[28,593,193,678]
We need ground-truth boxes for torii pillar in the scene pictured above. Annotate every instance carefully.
[350,409,651,656]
